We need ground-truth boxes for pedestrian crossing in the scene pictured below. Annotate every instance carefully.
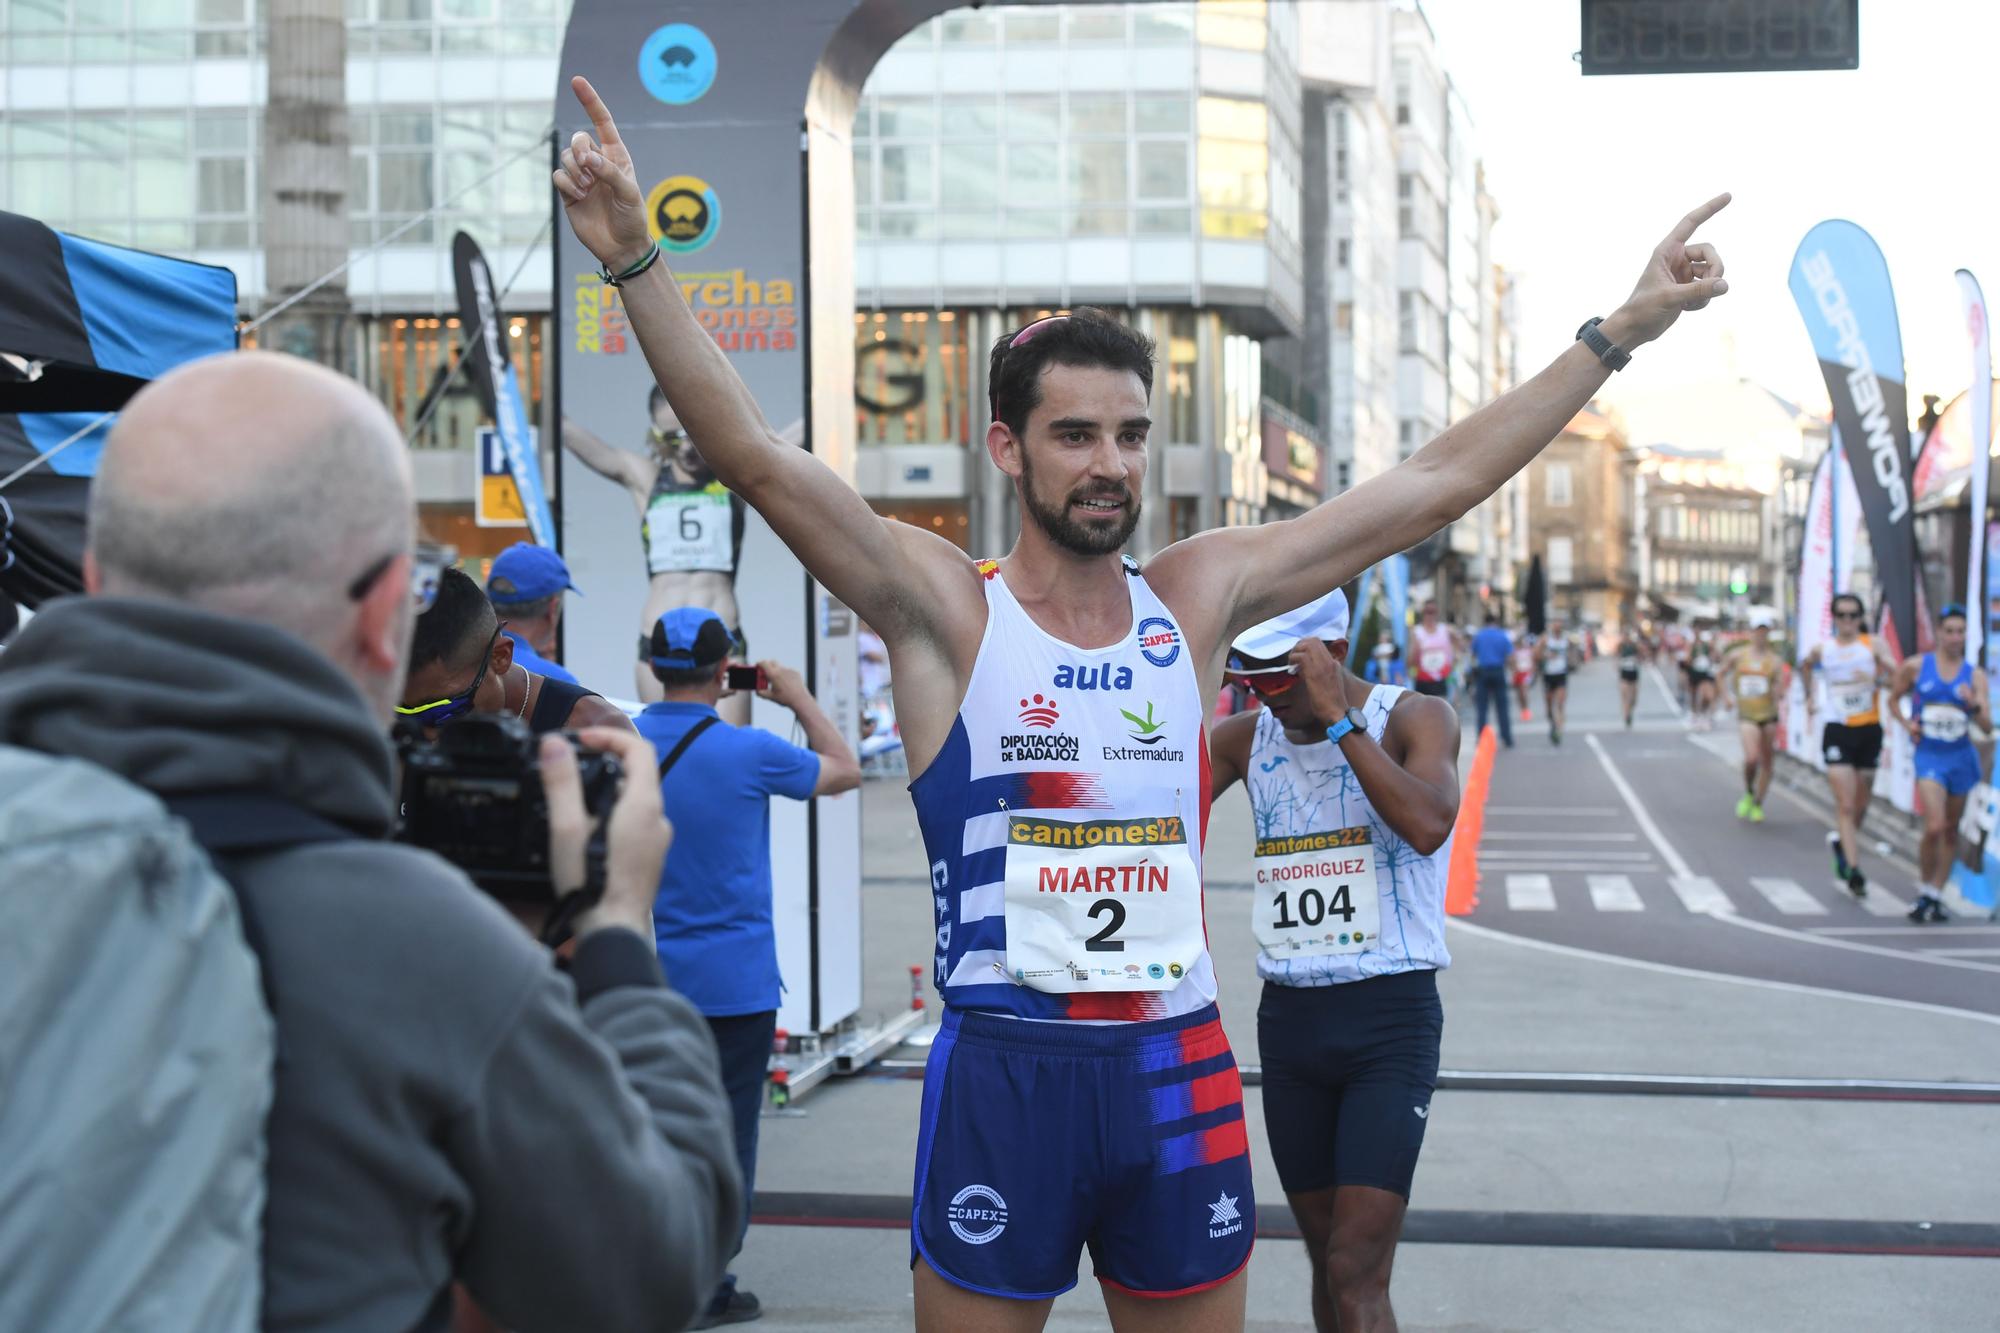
[1488,870,1912,919]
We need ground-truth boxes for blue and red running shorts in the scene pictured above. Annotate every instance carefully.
[911,1002,1255,1300]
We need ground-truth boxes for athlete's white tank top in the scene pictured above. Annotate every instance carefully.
[1412,624,1454,682]
[908,557,1218,1023]
[1819,635,1880,727]
[1245,685,1451,986]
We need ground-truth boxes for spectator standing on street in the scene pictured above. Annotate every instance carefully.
[639,607,862,1329]
[0,350,742,1333]
[485,541,581,686]
[1363,629,1409,686]
[1470,613,1515,748]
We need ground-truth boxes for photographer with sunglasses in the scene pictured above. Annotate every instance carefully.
[1209,590,1460,1333]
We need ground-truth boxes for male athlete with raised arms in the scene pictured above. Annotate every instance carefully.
[554,76,1728,1332]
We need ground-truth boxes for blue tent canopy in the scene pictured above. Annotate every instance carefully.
[0,210,238,608]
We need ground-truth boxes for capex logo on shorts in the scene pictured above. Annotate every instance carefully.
[637,23,717,106]
[1136,616,1181,668]
[946,1184,1009,1245]
[647,175,720,254]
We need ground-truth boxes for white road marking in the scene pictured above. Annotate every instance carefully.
[1928,948,2000,958]
[1446,917,2000,1029]
[1505,873,1555,911]
[1857,886,1915,917]
[1483,831,1640,842]
[1588,874,1645,912]
[1485,806,1621,816]
[1481,849,1656,862]
[1481,863,1664,875]
[1809,924,2000,936]
[1583,733,1693,878]
[1670,875,1735,914]
[1748,876,1829,916]
[1708,911,2000,975]
[1646,662,1685,716]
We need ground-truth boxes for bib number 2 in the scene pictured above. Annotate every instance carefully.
[1001,813,1205,992]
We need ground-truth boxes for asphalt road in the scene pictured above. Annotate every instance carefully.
[1461,656,2000,1019]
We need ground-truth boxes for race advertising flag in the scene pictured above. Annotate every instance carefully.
[1789,221,1920,657]
[451,231,556,547]
[1956,270,1992,667]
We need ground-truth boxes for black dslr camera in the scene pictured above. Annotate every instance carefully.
[395,714,622,917]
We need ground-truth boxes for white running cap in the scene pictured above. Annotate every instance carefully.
[1231,588,1350,663]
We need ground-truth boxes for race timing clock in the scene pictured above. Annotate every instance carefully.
[1580,0,1859,77]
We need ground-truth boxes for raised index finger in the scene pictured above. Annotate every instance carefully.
[570,74,623,148]
[1665,192,1731,246]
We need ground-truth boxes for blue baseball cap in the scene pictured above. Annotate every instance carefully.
[649,606,733,669]
[486,543,579,605]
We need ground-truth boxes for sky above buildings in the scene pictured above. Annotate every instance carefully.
[1420,0,1991,432]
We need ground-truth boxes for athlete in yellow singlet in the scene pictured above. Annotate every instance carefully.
[1720,618,1785,822]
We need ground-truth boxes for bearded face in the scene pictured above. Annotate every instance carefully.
[1018,444,1141,556]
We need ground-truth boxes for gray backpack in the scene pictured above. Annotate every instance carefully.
[0,746,272,1333]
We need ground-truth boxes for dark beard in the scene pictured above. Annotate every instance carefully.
[1019,452,1141,556]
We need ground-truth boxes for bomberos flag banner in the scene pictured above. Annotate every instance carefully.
[1789,221,1920,657]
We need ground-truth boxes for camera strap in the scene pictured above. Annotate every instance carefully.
[656,715,722,781]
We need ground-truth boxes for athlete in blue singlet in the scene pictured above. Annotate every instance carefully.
[556,90,1731,1325]
[1209,590,1460,1333]
[1892,604,1990,923]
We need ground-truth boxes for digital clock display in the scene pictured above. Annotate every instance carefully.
[1581,0,1860,76]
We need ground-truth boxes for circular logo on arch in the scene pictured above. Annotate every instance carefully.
[1137,616,1182,668]
[647,175,720,253]
[638,23,717,105]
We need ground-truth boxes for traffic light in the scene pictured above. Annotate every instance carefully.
[1729,572,1749,596]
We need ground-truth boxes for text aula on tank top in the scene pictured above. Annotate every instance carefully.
[909,556,1216,1023]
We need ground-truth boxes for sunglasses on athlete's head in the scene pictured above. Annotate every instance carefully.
[396,625,505,725]
[348,539,457,613]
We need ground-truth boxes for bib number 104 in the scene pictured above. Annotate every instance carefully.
[1269,884,1355,930]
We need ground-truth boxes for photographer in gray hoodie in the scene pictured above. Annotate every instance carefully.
[0,351,741,1333]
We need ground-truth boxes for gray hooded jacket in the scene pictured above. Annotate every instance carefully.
[0,597,742,1333]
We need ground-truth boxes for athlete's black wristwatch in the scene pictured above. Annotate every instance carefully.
[1326,707,1368,745]
[1575,316,1631,371]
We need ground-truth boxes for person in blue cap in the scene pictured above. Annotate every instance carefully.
[486,542,581,687]
[637,606,861,1330]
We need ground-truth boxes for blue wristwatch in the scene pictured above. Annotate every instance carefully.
[1326,707,1368,744]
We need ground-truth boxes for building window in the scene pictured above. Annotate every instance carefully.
[1546,462,1573,507]
[1197,96,1269,240]
[854,310,972,447]
[1548,535,1574,587]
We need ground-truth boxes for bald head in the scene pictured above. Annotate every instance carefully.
[88,351,414,642]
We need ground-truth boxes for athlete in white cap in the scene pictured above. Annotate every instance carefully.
[1209,590,1460,1333]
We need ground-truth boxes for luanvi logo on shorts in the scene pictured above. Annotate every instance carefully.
[1205,1190,1244,1240]
[947,1184,1009,1245]
[1413,1105,1429,1120]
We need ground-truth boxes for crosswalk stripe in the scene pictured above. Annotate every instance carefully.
[1858,885,1914,917]
[1505,873,1555,911]
[1669,875,1734,914]
[1587,874,1645,911]
[1749,877,1829,916]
